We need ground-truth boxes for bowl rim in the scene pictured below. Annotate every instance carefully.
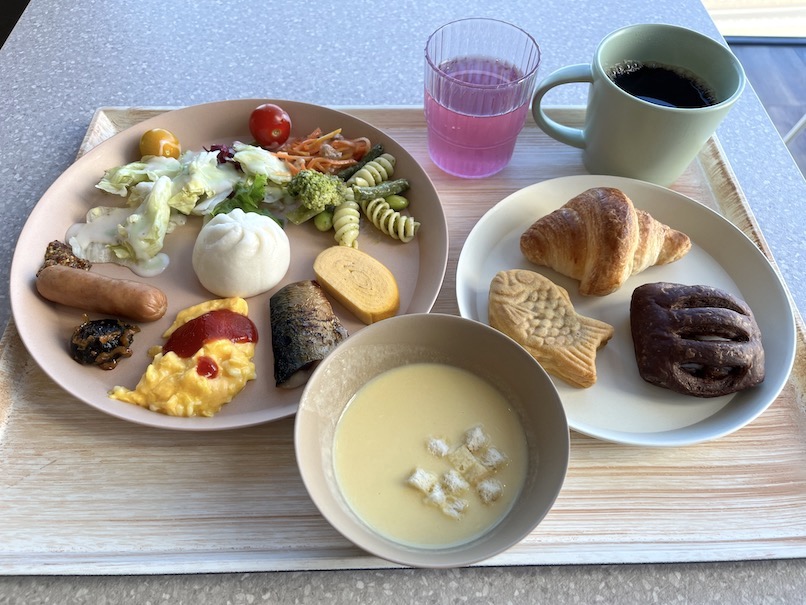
[293,312,570,568]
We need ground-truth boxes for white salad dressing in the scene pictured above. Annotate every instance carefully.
[65,204,172,277]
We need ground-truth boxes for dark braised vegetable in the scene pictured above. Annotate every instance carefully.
[69,318,140,370]
[37,240,91,276]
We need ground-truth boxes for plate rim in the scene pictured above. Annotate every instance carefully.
[10,99,449,431]
[455,174,796,447]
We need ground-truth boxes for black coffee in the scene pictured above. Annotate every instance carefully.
[608,61,717,108]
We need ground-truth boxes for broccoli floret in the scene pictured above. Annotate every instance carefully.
[285,170,347,224]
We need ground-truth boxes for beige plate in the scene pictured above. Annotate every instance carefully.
[456,175,796,446]
[9,99,449,431]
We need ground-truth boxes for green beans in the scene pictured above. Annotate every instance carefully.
[336,144,385,181]
[351,178,410,202]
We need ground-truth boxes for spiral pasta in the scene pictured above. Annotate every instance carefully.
[333,199,361,248]
[346,153,396,187]
[359,197,420,243]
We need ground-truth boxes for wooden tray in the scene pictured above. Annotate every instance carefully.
[2,107,805,575]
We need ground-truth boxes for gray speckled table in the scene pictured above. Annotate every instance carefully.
[2,0,805,602]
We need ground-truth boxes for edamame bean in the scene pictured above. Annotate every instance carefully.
[314,209,334,232]
[385,194,409,211]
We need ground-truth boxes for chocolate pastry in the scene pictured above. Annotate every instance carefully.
[630,282,764,397]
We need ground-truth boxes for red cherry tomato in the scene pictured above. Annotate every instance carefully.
[249,103,292,150]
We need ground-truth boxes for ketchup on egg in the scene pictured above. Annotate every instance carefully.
[196,356,220,378]
[163,309,258,377]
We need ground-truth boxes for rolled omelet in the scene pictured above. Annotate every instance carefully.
[313,246,399,324]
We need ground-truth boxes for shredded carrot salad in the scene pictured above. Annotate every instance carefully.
[274,128,372,175]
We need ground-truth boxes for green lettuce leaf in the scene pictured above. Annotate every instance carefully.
[168,150,243,215]
[231,142,292,184]
[95,155,182,197]
[210,174,284,226]
[107,175,175,275]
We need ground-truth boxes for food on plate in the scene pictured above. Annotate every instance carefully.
[350,178,410,203]
[285,169,350,225]
[348,177,419,245]
[94,155,183,197]
[68,141,292,276]
[357,196,420,243]
[383,194,410,211]
[192,208,291,297]
[336,143,385,181]
[269,280,348,389]
[283,167,410,220]
[212,142,293,192]
[283,162,417,246]
[69,317,140,370]
[109,297,258,417]
[345,152,396,187]
[37,240,92,276]
[249,103,292,150]
[69,174,186,277]
[332,199,361,248]
[520,187,691,296]
[67,105,421,280]
[207,173,284,221]
[36,264,168,322]
[139,128,181,159]
[630,282,765,397]
[334,363,527,546]
[312,208,334,232]
[488,269,614,388]
[313,246,399,325]
[274,126,371,175]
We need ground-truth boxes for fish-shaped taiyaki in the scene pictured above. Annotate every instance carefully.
[488,269,614,388]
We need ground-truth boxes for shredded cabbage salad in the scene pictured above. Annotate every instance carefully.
[67,143,292,276]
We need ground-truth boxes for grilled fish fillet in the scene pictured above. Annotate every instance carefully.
[269,280,349,389]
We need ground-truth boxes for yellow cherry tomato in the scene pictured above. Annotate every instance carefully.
[139,128,181,159]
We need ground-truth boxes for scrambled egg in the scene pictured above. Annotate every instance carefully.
[110,297,256,417]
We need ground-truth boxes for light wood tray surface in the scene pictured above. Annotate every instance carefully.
[2,106,805,574]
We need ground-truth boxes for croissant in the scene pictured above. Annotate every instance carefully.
[519,187,691,296]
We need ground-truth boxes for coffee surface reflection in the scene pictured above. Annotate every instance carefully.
[608,61,716,109]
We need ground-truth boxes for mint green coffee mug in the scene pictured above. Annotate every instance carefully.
[531,24,745,186]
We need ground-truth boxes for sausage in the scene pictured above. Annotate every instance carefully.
[36,264,168,322]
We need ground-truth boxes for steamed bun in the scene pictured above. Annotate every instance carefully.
[192,208,290,297]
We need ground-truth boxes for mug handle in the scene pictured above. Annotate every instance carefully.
[531,64,593,149]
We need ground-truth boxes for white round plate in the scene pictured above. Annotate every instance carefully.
[456,175,796,446]
[11,99,448,431]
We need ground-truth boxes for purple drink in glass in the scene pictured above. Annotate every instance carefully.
[424,20,540,179]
